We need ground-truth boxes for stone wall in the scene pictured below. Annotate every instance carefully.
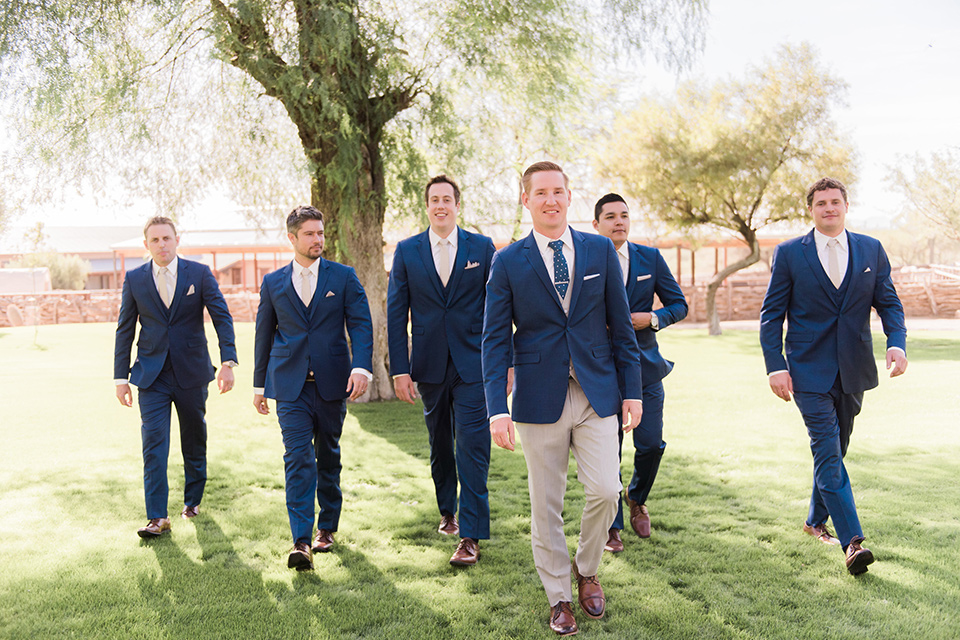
[3,276,959,328]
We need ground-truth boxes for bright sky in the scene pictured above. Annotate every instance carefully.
[672,0,960,229]
[15,0,960,231]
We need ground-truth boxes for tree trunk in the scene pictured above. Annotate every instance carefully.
[704,236,761,336]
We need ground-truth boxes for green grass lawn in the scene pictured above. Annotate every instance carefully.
[1,323,958,639]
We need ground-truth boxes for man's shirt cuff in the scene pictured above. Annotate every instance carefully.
[490,413,510,425]
[253,387,265,395]
[768,370,788,378]
[352,368,373,381]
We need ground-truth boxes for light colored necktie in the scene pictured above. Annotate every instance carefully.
[619,252,629,286]
[826,238,842,289]
[438,239,451,286]
[301,269,313,306]
[157,267,171,308]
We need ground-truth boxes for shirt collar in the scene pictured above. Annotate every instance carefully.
[429,226,459,250]
[293,258,320,278]
[533,226,574,254]
[616,242,630,262]
[814,228,848,253]
[153,256,178,276]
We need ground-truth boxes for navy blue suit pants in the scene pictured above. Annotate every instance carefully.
[793,374,864,548]
[277,383,347,544]
[612,380,665,530]
[138,362,208,519]
[416,357,491,540]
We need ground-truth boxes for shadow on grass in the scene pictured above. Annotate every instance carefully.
[136,515,454,639]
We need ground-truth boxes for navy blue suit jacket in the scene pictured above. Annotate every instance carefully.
[387,227,495,385]
[254,259,373,403]
[114,258,237,389]
[482,229,643,424]
[760,230,907,395]
[623,242,688,387]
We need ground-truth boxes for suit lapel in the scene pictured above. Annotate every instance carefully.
[522,232,563,311]
[167,259,189,318]
[628,243,643,305]
[568,229,586,315]
[446,227,470,295]
[416,231,445,299]
[280,263,308,321]
[140,263,168,316]
[840,231,861,310]
[310,258,331,322]
[800,230,839,304]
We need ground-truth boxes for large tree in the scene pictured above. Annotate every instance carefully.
[597,44,856,334]
[889,148,960,244]
[1,0,706,396]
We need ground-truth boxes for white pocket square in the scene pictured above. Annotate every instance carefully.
[325,291,336,297]
[863,267,871,273]
[465,261,480,270]
[636,274,652,282]
[186,284,195,295]
[584,273,600,281]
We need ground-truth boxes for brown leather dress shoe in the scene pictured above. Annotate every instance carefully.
[548,601,578,636]
[572,561,605,619]
[604,528,624,553]
[137,517,172,538]
[803,522,840,545]
[450,538,479,566]
[312,529,335,553]
[181,505,200,519]
[845,536,874,575]
[626,496,651,538]
[288,541,314,571]
[438,514,459,536]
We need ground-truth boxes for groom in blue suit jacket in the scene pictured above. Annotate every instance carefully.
[592,194,688,550]
[253,206,373,572]
[387,175,496,566]
[483,162,643,635]
[114,216,237,538]
[760,177,907,576]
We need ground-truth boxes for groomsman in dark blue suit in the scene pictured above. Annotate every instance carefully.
[483,162,643,635]
[253,206,373,571]
[115,216,237,538]
[387,175,497,566]
[760,177,907,575]
[592,194,688,551]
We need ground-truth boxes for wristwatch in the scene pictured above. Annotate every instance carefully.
[222,361,238,368]
[649,313,660,331]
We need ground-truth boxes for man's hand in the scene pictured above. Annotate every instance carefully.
[346,373,368,401]
[886,349,908,377]
[393,374,417,404]
[506,367,515,398]
[491,416,516,451]
[253,393,270,415]
[631,312,653,330]
[769,371,793,402]
[217,366,235,394]
[116,383,133,407]
[622,400,643,432]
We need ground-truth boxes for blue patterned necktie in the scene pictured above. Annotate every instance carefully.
[548,239,569,299]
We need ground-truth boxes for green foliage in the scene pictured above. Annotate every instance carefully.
[889,147,960,244]
[10,251,90,289]
[597,44,856,239]
[2,323,959,639]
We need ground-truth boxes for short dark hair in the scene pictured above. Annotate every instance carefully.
[521,161,569,193]
[286,205,324,235]
[806,177,848,208]
[594,193,627,221]
[143,215,177,238]
[425,175,461,205]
